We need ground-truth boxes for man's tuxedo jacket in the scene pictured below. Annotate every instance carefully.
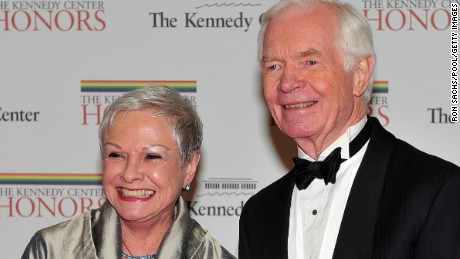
[239,117,460,259]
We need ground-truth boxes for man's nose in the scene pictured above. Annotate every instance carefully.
[279,65,304,93]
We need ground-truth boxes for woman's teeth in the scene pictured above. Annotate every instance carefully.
[121,189,154,198]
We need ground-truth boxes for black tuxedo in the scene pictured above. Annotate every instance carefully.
[239,117,460,259]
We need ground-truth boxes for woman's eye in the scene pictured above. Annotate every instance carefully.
[146,154,162,160]
[107,152,123,158]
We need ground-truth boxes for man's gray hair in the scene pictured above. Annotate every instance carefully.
[258,0,376,103]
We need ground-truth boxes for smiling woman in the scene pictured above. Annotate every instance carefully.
[21,85,236,259]
[102,109,192,232]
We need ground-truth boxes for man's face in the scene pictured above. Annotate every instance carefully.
[262,5,359,148]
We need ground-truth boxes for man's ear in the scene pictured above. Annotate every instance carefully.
[353,55,375,97]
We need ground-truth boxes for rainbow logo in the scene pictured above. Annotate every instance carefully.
[0,173,102,185]
[372,81,389,93]
[81,80,197,93]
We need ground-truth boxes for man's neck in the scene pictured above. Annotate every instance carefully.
[297,115,367,160]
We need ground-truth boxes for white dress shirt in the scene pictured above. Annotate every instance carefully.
[288,117,369,259]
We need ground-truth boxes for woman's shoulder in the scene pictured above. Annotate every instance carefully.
[188,223,236,259]
[34,209,93,239]
[21,206,105,259]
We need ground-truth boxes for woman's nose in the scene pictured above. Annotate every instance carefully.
[121,160,144,183]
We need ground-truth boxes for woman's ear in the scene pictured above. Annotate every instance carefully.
[183,150,201,188]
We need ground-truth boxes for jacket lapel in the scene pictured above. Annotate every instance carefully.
[258,171,296,258]
[93,201,121,259]
[333,117,396,259]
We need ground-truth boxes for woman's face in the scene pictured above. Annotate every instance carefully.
[102,109,199,224]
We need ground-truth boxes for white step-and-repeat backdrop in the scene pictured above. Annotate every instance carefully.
[1,0,458,257]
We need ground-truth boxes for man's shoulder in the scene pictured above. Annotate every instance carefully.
[392,137,460,174]
[368,116,459,174]
[244,172,294,210]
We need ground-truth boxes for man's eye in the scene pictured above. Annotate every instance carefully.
[267,64,280,71]
[146,154,162,160]
[265,65,281,72]
[307,60,318,65]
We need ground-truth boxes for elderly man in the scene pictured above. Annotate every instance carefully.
[238,0,460,258]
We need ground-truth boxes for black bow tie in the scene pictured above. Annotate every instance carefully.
[293,120,373,190]
[294,147,344,189]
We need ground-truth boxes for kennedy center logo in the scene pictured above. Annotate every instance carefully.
[361,0,452,31]
[80,80,198,126]
[368,81,390,126]
[188,177,257,217]
[0,173,105,218]
[0,0,106,31]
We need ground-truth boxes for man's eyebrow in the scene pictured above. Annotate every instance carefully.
[300,48,322,57]
[261,48,321,63]
[261,55,275,63]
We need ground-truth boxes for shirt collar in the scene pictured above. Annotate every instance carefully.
[297,116,367,161]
